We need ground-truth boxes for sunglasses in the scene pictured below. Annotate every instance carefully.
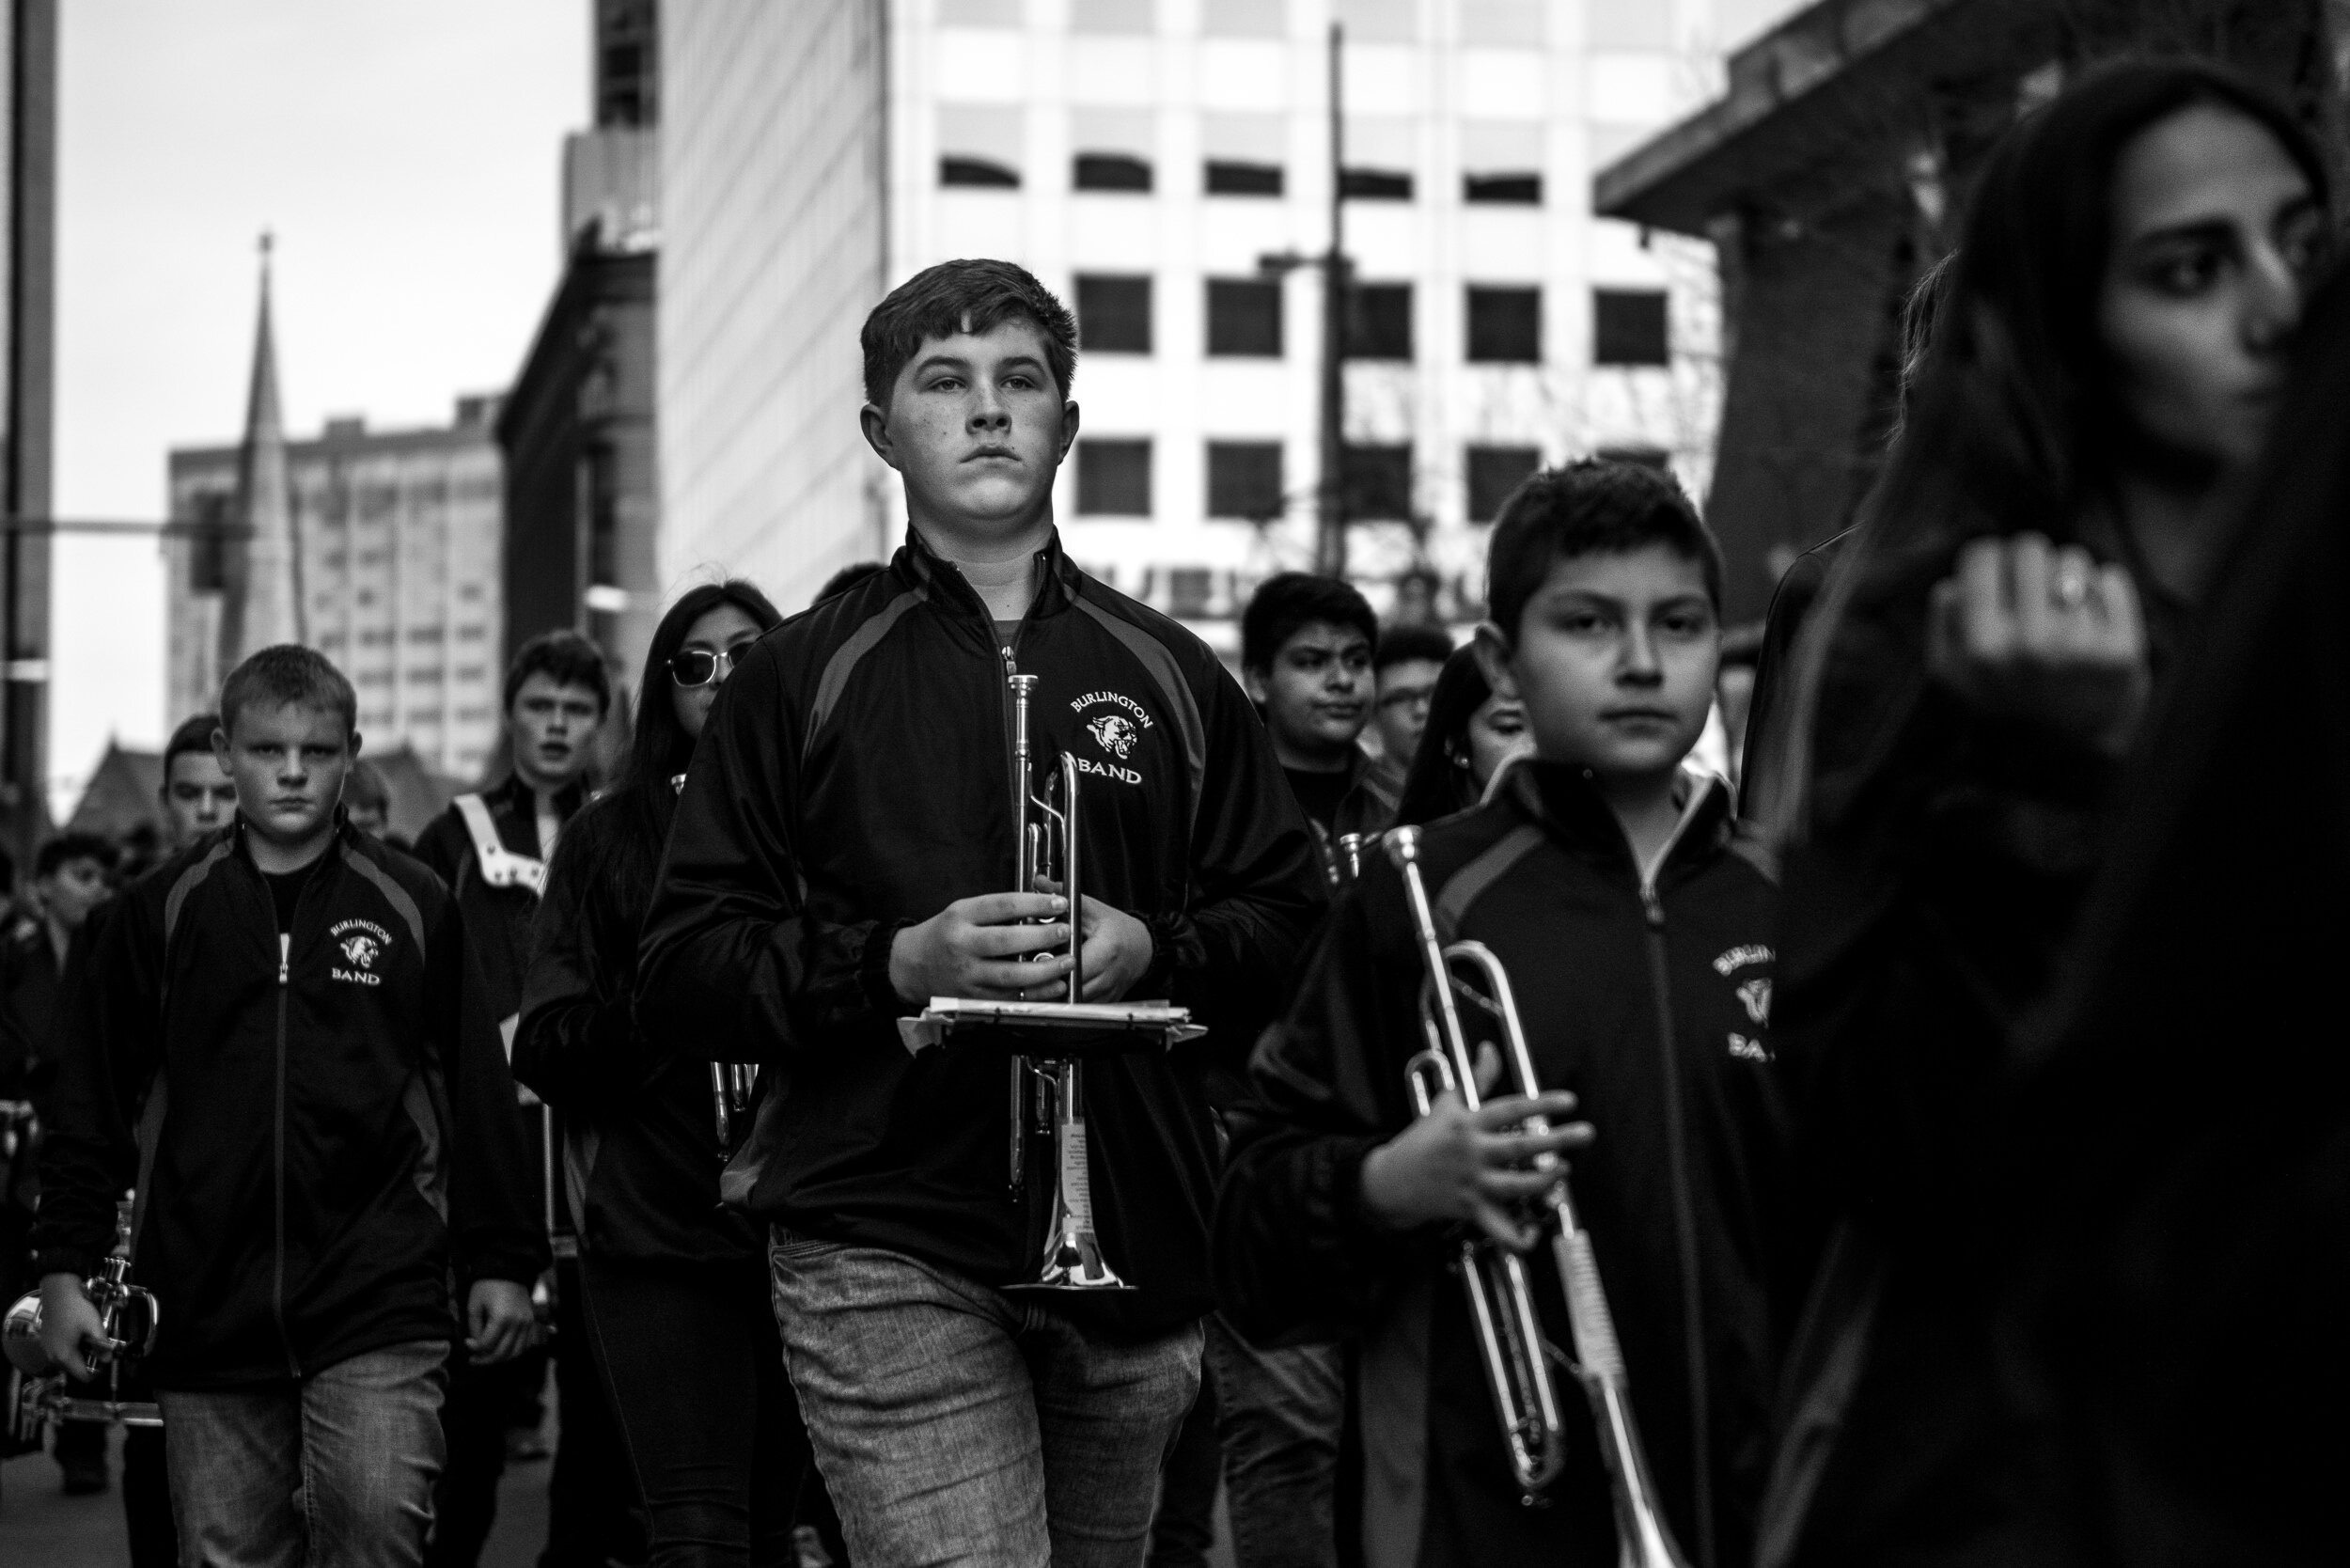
[668,644,756,688]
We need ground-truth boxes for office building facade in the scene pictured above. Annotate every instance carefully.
[662,0,1796,637]
[165,400,508,779]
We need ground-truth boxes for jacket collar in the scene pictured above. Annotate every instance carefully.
[485,770,587,823]
[1500,760,1731,885]
[894,523,1082,625]
[230,809,364,873]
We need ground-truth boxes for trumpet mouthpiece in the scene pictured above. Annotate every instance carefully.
[1383,825,1421,868]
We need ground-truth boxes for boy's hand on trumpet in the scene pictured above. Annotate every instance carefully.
[1360,1043,1594,1251]
[888,892,1074,1003]
[1030,876,1153,1003]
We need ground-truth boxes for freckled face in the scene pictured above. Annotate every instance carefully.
[862,319,1078,542]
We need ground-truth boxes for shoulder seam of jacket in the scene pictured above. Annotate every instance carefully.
[1433,823,1545,942]
[343,843,429,953]
[161,839,234,949]
[1071,591,1207,833]
[806,588,926,767]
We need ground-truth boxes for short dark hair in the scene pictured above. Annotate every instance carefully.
[161,712,223,786]
[1374,621,1453,676]
[503,630,612,716]
[220,646,359,740]
[36,831,119,881]
[814,562,887,606]
[1240,572,1379,673]
[861,259,1078,410]
[1484,460,1721,641]
[345,758,390,809]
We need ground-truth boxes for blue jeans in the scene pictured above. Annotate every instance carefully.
[1203,1316,1342,1568]
[768,1228,1202,1567]
[156,1340,449,1568]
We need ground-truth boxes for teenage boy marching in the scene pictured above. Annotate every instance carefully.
[31,645,544,1566]
[637,258,1325,1562]
[1214,461,1788,1568]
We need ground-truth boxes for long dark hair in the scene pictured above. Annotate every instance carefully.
[1772,59,2330,840]
[1394,646,1494,827]
[569,579,784,917]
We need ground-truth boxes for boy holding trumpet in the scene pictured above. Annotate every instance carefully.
[1214,460,1788,1568]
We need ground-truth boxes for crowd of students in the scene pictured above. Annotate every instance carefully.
[3,55,2343,1568]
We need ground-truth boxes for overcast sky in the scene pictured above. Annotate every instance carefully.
[47,0,588,816]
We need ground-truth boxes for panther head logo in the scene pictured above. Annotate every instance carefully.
[1085,714,1138,760]
[339,934,380,971]
[1736,977,1771,1026]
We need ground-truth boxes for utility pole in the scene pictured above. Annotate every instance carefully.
[1261,24,1352,579]
[1317,21,1348,579]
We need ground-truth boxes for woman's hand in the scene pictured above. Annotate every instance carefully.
[1926,533,2151,756]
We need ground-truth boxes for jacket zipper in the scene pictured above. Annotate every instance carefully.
[1637,780,1716,1568]
[274,926,301,1378]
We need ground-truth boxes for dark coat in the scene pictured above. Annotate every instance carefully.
[1214,762,1789,1568]
[415,773,588,1027]
[31,820,547,1388]
[635,526,1327,1337]
[515,792,761,1267]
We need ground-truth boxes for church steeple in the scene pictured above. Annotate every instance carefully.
[219,231,303,668]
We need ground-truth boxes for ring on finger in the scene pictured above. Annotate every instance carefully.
[2052,562,2092,611]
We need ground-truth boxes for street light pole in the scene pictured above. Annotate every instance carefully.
[1317,21,1348,579]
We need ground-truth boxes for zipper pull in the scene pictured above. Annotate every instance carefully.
[278,933,290,986]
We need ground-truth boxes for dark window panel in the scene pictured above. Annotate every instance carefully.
[1341,443,1414,521]
[1206,441,1285,520]
[1074,152,1153,191]
[1594,444,1671,471]
[188,491,230,591]
[940,155,1021,188]
[1347,282,1413,360]
[1168,568,1214,619]
[1207,279,1284,356]
[1464,171,1542,204]
[1077,439,1152,516]
[1204,160,1284,195]
[1466,286,1542,363]
[1340,166,1414,200]
[1465,445,1542,523]
[1076,274,1153,353]
[1593,289,1670,366]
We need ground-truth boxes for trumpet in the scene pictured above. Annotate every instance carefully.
[1001,667,1124,1291]
[5,1193,164,1440]
[1386,826,1691,1566]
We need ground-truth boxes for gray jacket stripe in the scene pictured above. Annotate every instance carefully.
[162,839,233,948]
[1433,824,1545,942]
[342,846,427,952]
[806,589,925,767]
[401,1074,448,1221]
[1072,595,1207,828]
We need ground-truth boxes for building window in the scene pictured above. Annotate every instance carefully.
[187,491,230,591]
[1340,166,1413,200]
[455,665,487,682]
[1076,275,1152,353]
[1465,446,1542,523]
[1347,283,1413,360]
[1077,440,1152,516]
[1074,152,1152,190]
[939,104,1023,187]
[1168,568,1214,619]
[1207,280,1283,357]
[1341,444,1414,521]
[406,625,446,643]
[1465,171,1542,203]
[1593,289,1670,367]
[1205,160,1283,195]
[1595,444,1672,471]
[1467,286,1542,363]
[1206,442,1285,520]
[1071,0,1154,30]
[457,623,487,640]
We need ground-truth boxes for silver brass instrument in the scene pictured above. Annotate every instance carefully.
[1333,831,1371,885]
[6,1193,164,1441]
[1001,669,1125,1291]
[1386,826,1691,1565]
[678,769,763,1164]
